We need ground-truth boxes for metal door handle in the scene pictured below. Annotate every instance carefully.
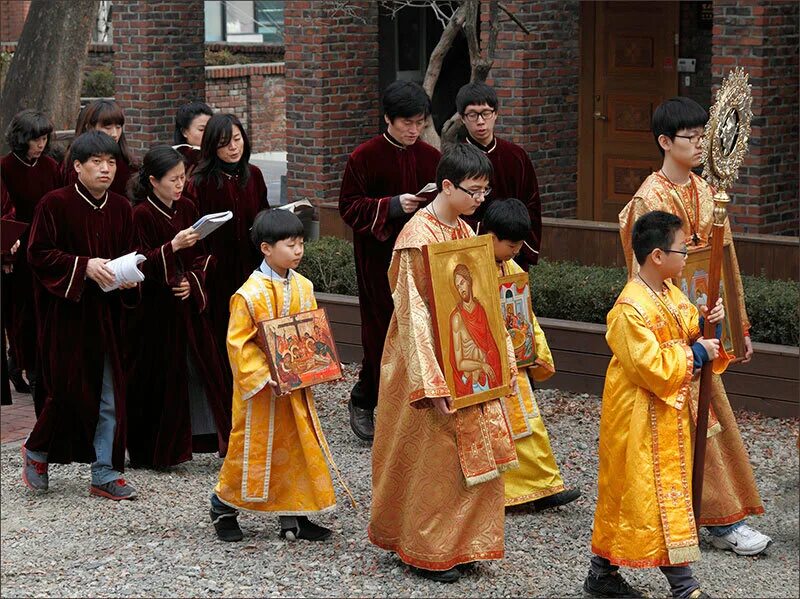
[593,112,607,121]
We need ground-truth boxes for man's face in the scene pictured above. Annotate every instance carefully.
[454,273,472,302]
[461,103,497,145]
[661,126,704,169]
[74,153,117,195]
[385,113,426,147]
[656,228,689,279]
[446,176,491,217]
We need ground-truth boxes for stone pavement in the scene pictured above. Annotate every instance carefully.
[1,388,34,444]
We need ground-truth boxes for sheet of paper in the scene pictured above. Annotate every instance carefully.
[416,182,438,196]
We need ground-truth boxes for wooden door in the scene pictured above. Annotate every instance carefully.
[578,1,679,222]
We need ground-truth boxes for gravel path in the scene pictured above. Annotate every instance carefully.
[2,365,797,598]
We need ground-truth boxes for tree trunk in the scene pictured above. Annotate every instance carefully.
[0,0,99,153]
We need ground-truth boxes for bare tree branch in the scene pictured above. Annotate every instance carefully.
[498,2,530,35]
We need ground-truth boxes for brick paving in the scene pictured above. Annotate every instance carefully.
[1,388,35,444]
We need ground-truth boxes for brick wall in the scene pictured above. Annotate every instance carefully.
[205,63,286,152]
[284,0,380,205]
[0,0,30,42]
[712,0,799,235]
[205,42,284,63]
[486,0,580,218]
[112,0,205,155]
[679,1,713,108]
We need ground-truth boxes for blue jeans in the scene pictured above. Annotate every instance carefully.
[706,520,745,537]
[26,356,121,486]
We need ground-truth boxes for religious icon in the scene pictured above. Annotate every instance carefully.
[720,108,740,157]
[257,308,343,396]
[498,272,537,368]
[423,235,512,410]
[677,244,746,361]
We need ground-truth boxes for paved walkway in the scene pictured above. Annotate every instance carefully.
[1,388,34,444]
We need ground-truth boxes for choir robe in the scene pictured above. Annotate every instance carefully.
[186,165,269,353]
[173,144,201,178]
[1,184,13,405]
[619,172,764,526]
[214,270,337,514]
[463,135,542,269]
[0,152,61,373]
[498,259,566,505]
[338,133,440,405]
[24,181,139,470]
[62,155,137,198]
[592,279,729,567]
[127,194,232,467]
[369,209,518,571]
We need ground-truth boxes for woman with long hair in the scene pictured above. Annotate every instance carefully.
[62,100,137,196]
[126,145,231,468]
[186,113,269,351]
[173,100,213,177]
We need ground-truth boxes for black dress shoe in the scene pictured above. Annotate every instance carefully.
[532,488,581,511]
[411,566,461,583]
[210,509,243,542]
[583,571,643,597]
[279,516,332,541]
[348,397,374,441]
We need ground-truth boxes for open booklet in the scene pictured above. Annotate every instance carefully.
[416,182,438,196]
[192,211,233,239]
[277,199,313,213]
[99,252,146,292]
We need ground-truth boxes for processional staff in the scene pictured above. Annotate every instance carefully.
[692,67,753,522]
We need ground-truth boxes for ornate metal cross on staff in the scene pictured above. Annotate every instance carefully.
[692,67,753,523]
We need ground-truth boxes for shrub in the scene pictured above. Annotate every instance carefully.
[81,68,114,98]
[743,275,800,346]
[205,49,251,66]
[297,236,358,296]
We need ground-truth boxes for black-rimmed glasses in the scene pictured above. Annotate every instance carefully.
[662,247,689,257]
[455,184,491,200]
[463,109,496,123]
[674,133,705,145]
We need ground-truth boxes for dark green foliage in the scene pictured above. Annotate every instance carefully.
[298,237,358,296]
[81,68,114,98]
[299,238,799,346]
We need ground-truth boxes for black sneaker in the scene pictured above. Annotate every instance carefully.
[280,516,332,541]
[533,488,581,511]
[348,396,374,442]
[411,566,461,583]
[210,509,243,542]
[583,571,643,598]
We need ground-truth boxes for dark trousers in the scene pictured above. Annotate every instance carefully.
[590,555,699,599]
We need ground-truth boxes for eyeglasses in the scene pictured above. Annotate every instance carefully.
[674,133,705,145]
[661,247,689,257]
[455,184,491,200]
[463,109,496,123]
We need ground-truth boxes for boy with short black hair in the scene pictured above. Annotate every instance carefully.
[209,208,338,543]
[586,210,726,599]
[619,96,770,556]
[482,198,580,512]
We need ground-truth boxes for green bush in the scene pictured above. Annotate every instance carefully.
[205,49,251,66]
[298,237,358,296]
[299,238,799,347]
[81,68,114,98]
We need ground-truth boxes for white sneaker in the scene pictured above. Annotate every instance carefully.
[710,523,772,556]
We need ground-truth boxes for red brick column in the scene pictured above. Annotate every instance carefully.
[112,1,205,155]
[0,0,30,42]
[284,1,380,206]
[712,0,799,235]
[486,0,580,218]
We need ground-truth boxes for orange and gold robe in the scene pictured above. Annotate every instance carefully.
[498,259,565,505]
[368,210,518,571]
[620,173,764,525]
[213,270,337,515]
[592,279,729,567]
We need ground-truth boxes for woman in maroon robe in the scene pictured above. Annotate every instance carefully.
[1,184,14,405]
[172,100,212,179]
[61,100,137,197]
[1,109,61,400]
[127,146,231,467]
[185,113,269,353]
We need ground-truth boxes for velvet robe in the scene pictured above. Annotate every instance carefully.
[186,165,269,353]
[463,136,542,269]
[62,155,137,198]
[338,133,440,405]
[1,183,12,405]
[0,152,61,374]
[25,181,138,470]
[127,194,232,467]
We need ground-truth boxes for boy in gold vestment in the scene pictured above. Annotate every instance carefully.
[209,210,337,542]
[482,199,580,511]
[585,211,727,599]
[619,97,769,556]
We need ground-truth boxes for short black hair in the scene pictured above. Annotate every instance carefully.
[382,81,432,121]
[632,210,684,265]
[482,198,530,242]
[436,143,493,191]
[5,109,54,155]
[251,208,304,247]
[174,100,213,145]
[70,130,121,164]
[456,82,498,115]
[652,97,708,156]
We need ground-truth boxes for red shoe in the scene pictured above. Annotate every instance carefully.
[21,446,49,492]
[90,478,138,500]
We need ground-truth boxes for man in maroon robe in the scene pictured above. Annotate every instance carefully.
[448,263,502,397]
[22,131,139,500]
[1,110,61,399]
[338,81,440,441]
[457,82,542,270]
